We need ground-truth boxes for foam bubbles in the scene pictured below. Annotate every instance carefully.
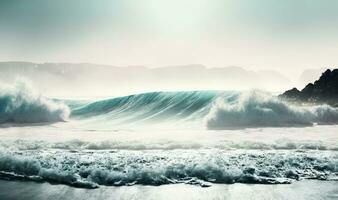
[0,149,336,188]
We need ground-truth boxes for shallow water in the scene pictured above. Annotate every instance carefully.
[0,180,337,200]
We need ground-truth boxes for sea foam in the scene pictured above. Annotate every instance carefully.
[205,90,338,129]
[0,149,336,188]
[0,79,70,124]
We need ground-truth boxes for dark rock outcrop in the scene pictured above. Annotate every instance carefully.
[280,69,338,106]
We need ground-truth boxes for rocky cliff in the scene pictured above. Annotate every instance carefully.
[280,69,338,106]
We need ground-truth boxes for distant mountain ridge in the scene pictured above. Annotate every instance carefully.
[280,69,338,106]
[0,61,292,97]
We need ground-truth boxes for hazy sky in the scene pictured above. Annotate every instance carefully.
[1,0,338,76]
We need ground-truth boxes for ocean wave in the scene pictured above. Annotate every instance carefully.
[68,90,338,129]
[0,149,336,188]
[0,79,70,124]
[70,91,221,125]
[205,90,338,129]
[1,85,337,128]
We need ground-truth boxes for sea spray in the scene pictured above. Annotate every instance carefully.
[205,90,338,129]
[0,78,70,124]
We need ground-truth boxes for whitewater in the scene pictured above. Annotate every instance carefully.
[0,81,338,189]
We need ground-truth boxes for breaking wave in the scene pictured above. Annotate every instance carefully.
[205,90,338,129]
[0,80,70,124]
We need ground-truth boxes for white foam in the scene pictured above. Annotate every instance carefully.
[0,79,70,124]
[205,90,338,129]
[0,149,336,188]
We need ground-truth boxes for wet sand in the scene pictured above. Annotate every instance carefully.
[0,180,337,200]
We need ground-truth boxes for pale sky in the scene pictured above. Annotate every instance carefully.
[1,0,338,76]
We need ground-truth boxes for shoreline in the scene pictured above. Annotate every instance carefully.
[0,180,337,200]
